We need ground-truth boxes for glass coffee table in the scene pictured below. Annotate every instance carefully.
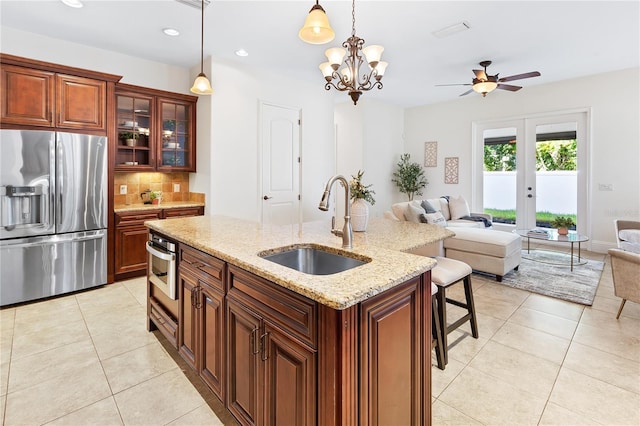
[515,229,589,271]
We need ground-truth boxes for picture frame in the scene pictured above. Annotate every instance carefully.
[444,157,459,184]
[424,141,437,167]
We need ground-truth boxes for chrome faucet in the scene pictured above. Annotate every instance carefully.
[318,175,353,249]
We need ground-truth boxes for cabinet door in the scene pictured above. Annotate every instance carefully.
[115,92,154,170]
[1,65,55,127]
[200,283,225,400]
[262,322,316,426]
[227,298,261,426]
[359,278,423,426]
[56,74,106,131]
[178,270,199,370]
[114,225,150,275]
[157,98,195,172]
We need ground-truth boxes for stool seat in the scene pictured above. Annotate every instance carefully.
[431,257,472,286]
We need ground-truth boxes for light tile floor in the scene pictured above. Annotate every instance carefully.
[1,247,639,425]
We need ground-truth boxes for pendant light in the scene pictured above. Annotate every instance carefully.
[190,0,213,95]
[298,0,335,45]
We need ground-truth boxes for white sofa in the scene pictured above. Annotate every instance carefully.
[385,197,521,281]
[614,219,640,254]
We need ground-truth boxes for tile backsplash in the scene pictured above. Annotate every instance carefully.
[114,172,191,205]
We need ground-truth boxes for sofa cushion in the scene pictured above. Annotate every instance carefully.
[449,195,470,220]
[421,211,447,227]
[444,227,521,258]
[421,200,438,214]
[447,219,485,229]
[404,201,425,223]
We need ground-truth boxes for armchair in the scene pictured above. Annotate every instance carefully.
[614,219,640,254]
[608,248,640,319]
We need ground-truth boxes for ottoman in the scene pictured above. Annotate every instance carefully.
[443,227,521,282]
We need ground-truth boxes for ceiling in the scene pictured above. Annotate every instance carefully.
[1,1,638,107]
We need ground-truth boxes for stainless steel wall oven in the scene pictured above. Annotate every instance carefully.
[146,232,177,300]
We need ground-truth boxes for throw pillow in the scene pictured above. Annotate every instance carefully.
[421,200,437,214]
[448,195,470,220]
[421,211,447,227]
[404,202,426,223]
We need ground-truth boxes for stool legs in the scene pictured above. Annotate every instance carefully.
[436,274,479,365]
[432,297,445,370]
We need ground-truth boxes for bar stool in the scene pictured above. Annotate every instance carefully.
[431,256,479,364]
[431,282,445,370]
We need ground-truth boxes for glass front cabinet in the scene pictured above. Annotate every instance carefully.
[114,84,197,172]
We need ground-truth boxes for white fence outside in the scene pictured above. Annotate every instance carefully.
[483,171,577,215]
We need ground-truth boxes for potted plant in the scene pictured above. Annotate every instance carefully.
[392,153,428,201]
[120,132,139,147]
[349,170,375,232]
[551,216,575,235]
[150,190,162,205]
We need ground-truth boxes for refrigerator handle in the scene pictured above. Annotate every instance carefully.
[0,230,106,249]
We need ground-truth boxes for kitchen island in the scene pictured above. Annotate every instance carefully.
[145,215,453,425]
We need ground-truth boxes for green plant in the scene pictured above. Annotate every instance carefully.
[391,153,428,201]
[550,215,575,228]
[120,132,138,140]
[149,190,162,200]
[349,170,375,205]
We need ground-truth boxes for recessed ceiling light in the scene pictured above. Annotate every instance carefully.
[61,0,83,8]
[163,28,180,37]
[235,49,249,57]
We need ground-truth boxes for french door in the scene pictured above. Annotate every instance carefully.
[473,111,589,234]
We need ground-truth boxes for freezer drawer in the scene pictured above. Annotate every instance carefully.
[0,230,106,306]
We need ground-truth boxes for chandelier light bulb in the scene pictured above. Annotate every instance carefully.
[362,45,384,68]
[319,62,334,80]
[341,68,352,83]
[374,61,388,79]
[325,47,346,68]
[190,73,213,95]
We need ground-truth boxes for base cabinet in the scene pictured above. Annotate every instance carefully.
[151,240,433,426]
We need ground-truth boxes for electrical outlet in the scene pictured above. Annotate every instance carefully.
[173,183,180,192]
[598,183,613,191]
[120,184,127,195]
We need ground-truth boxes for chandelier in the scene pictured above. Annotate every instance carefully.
[318,0,388,105]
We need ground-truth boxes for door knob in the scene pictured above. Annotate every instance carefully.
[527,194,533,198]
[263,195,272,200]
[527,187,532,191]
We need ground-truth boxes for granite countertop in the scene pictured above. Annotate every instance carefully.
[145,215,454,310]
[114,201,205,213]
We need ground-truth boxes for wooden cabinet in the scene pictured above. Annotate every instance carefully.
[0,56,116,132]
[114,210,161,278]
[114,207,203,280]
[115,83,196,172]
[178,245,226,401]
[226,265,317,426]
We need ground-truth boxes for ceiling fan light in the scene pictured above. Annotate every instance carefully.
[190,73,213,95]
[299,4,335,45]
[472,81,498,95]
[325,47,346,67]
[362,45,384,67]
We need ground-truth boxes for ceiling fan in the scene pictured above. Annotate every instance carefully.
[437,60,541,97]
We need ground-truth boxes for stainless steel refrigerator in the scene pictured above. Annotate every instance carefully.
[0,130,107,306]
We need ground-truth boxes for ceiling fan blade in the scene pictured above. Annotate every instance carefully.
[498,71,541,82]
[435,83,472,87]
[473,69,487,81]
[459,89,474,97]
[496,84,522,92]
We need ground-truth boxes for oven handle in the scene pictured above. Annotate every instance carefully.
[146,241,176,261]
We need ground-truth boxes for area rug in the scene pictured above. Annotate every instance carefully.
[473,249,605,305]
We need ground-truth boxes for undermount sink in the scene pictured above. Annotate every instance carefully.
[259,245,370,275]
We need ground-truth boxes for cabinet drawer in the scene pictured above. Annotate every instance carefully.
[115,210,161,227]
[227,265,317,348]
[179,245,225,292]
[149,297,178,347]
[163,207,203,219]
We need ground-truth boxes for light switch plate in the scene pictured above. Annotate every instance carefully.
[173,183,180,192]
[120,184,127,195]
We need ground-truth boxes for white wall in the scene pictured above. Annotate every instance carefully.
[404,68,640,252]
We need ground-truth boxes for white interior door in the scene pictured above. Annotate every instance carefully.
[259,102,301,227]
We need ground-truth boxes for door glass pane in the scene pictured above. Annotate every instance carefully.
[483,127,517,225]
[535,123,577,230]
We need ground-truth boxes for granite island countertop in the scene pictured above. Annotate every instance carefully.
[145,215,454,310]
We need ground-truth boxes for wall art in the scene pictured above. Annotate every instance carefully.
[424,141,437,167]
[444,157,459,184]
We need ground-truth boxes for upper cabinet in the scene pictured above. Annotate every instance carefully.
[115,83,197,172]
[0,54,120,133]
